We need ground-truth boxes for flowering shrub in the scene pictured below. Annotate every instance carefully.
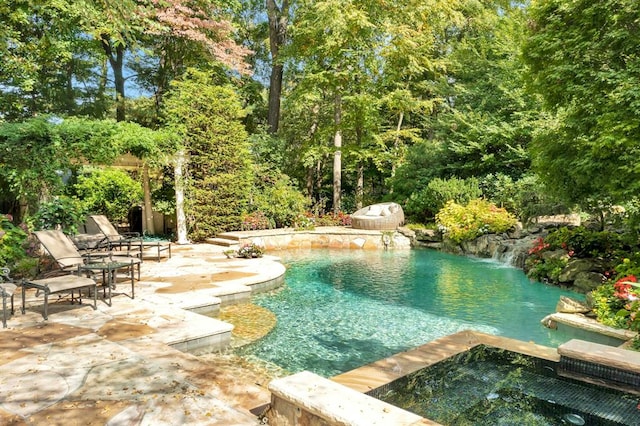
[315,211,352,227]
[236,243,264,258]
[293,211,352,230]
[435,199,517,243]
[241,211,273,231]
[592,274,640,332]
[528,237,550,255]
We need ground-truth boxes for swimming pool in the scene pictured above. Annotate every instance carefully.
[240,249,583,377]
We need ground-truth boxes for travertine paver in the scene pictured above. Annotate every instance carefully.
[0,244,284,425]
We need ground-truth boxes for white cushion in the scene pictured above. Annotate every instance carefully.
[365,205,383,216]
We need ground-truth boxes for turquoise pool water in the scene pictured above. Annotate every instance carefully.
[240,249,582,377]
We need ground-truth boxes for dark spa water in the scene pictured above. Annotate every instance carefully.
[241,249,582,377]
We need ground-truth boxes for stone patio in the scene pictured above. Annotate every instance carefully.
[0,243,286,425]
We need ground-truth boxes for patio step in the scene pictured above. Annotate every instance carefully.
[216,232,243,241]
[205,237,239,247]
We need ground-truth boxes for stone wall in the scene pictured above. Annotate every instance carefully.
[237,229,412,251]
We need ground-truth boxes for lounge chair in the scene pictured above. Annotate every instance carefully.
[21,266,97,320]
[82,215,143,258]
[86,214,172,262]
[351,202,405,230]
[0,268,17,328]
[32,230,139,301]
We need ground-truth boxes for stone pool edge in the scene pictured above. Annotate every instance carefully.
[266,331,561,426]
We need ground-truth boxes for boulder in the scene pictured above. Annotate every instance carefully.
[414,228,441,243]
[556,296,590,314]
[507,222,525,239]
[558,258,595,283]
[572,271,606,292]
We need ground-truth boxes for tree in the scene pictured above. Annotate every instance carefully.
[0,1,108,119]
[391,2,538,203]
[284,0,384,213]
[266,0,290,134]
[163,69,253,241]
[523,0,640,206]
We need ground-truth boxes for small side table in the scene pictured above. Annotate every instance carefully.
[80,260,135,306]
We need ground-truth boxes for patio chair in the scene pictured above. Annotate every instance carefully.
[83,215,143,259]
[86,214,172,262]
[0,268,17,328]
[21,265,97,320]
[34,229,141,280]
[32,230,140,303]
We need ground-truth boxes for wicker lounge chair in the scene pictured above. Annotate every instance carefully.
[351,202,405,230]
[0,268,17,328]
[86,214,171,262]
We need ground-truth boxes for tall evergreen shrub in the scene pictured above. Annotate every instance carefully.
[164,70,253,241]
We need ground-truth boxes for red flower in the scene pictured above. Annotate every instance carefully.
[614,275,638,300]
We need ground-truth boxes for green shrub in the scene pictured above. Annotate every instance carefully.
[406,177,481,222]
[250,172,308,228]
[71,167,142,224]
[31,195,85,234]
[436,199,518,243]
[525,256,568,283]
[482,173,570,222]
[0,214,27,268]
[164,75,254,241]
[544,227,630,259]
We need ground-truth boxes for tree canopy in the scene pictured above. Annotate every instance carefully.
[523,0,640,206]
[1,0,639,232]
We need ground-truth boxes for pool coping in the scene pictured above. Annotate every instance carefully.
[268,330,640,425]
[331,330,559,394]
[266,331,560,425]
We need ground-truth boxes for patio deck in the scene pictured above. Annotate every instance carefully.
[0,243,285,425]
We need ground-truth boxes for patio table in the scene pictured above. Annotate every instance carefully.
[80,259,136,306]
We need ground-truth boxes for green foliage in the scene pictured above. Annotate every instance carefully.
[31,196,85,234]
[70,167,142,224]
[525,256,568,284]
[163,69,254,241]
[523,0,640,208]
[436,199,518,244]
[544,227,631,260]
[481,173,569,222]
[405,177,481,223]
[591,283,633,329]
[249,170,309,229]
[0,215,27,268]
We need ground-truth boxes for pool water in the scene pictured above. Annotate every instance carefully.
[240,249,583,377]
[373,346,639,425]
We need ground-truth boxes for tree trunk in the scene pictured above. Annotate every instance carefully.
[390,111,404,194]
[356,163,364,210]
[100,35,126,122]
[174,150,190,244]
[305,104,320,201]
[266,0,289,134]
[333,92,342,214]
[142,165,155,235]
